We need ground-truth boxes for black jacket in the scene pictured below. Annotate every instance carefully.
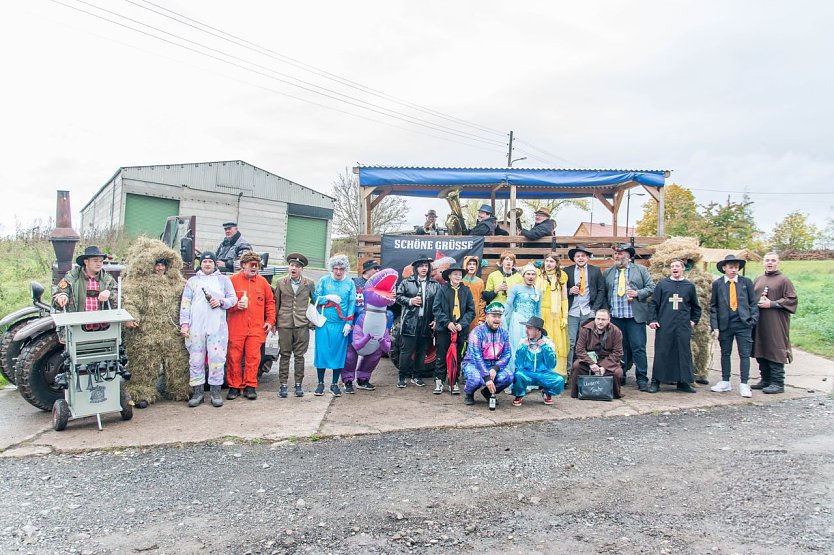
[396,276,440,337]
[469,216,497,236]
[710,276,759,331]
[564,264,606,312]
[432,283,475,332]
[521,218,555,241]
[215,231,252,273]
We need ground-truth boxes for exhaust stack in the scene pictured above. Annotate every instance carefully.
[50,190,80,286]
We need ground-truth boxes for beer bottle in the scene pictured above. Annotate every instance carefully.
[202,287,219,309]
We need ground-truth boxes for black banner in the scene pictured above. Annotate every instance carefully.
[381,235,484,284]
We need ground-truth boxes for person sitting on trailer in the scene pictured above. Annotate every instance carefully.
[215,221,252,274]
[521,207,555,241]
[468,204,499,236]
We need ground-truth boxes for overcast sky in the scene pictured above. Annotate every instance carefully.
[2,0,832,238]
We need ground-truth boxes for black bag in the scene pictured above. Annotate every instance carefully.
[576,375,614,401]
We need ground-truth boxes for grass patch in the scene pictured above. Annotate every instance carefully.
[738,261,834,359]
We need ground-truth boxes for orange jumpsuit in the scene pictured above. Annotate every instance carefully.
[226,272,276,390]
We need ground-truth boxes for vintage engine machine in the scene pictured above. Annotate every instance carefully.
[50,282,134,431]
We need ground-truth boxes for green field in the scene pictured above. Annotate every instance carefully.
[1,242,833,388]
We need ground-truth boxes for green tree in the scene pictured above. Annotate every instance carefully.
[635,183,703,237]
[697,195,758,248]
[769,211,819,253]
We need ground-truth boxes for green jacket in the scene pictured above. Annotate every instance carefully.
[53,266,117,312]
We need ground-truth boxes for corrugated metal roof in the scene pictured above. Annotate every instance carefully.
[81,160,334,212]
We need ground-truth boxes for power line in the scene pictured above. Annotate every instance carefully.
[54,0,508,149]
[42,1,507,156]
[131,0,508,139]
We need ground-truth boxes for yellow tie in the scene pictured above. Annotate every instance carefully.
[617,268,626,297]
[452,286,461,320]
[729,280,738,311]
[579,266,586,295]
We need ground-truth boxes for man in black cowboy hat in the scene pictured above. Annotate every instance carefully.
[469,204,499,236]
[431,263,475,394]
[415,209,440,235]
[564,245,606,368]
[603,243,655,391]
[395,254,439,388]
[353,259,382,321]
[709,254,759,398]
[510,315,565,406]
[54,246,116,314]
[215,221,252,273]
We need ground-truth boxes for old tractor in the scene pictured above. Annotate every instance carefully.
[0,191,125,411]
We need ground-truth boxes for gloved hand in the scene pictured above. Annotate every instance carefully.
[325,294,342,304]
[342,323,352,336]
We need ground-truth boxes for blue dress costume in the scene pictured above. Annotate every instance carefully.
[511,336,566,398]
[313,275,356,370]
[505,284,541,372]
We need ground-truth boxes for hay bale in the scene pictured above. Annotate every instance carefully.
[648,237,714,381]
[122,238,191,403]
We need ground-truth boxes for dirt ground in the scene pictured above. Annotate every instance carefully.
[1,396,832,555]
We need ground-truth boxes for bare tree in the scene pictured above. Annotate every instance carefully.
[331,169,408,237]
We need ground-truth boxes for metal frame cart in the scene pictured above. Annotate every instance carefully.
[51,307,134,431]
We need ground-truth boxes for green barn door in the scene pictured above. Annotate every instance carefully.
[285,216,327,268]
[123,194,180,238]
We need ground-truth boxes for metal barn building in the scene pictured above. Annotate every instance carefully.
[80,160,335,267]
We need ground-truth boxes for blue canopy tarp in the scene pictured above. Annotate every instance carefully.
[357,166,667,199]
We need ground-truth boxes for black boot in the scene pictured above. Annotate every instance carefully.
[751,360,771,390]
[187,385,204,407]
[763,363,784,394]
[647,380,660,394]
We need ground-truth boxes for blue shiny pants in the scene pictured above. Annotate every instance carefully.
[463,363,513,395]
[512,370,565,398]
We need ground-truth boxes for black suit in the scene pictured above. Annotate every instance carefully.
[709,275,759,384]
[564,264,606,312]
[564,263,606,369]
[432,284,476,384]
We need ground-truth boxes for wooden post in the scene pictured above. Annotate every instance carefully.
[657,186,666,236]
[509,184,517,236]
[611,189,625,237]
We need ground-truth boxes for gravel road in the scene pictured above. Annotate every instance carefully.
[1,397,832,554]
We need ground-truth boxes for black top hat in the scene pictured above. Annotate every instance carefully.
[613,243,636,258]
[286,252,308,267]
[716,254,746,274]
[410,253,434,267]
[568,245,593,261]
[222,221,237,228]
[477,204,493,215]
[523,315,548,336]
[362,259,381,273]
[75,246,107,267]
[199,251,217,263]
[441,263,465,281]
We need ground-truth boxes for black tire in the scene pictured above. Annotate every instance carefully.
[120,385,133,421]
[1,318,36,384]
[15,331,65,411]
[52,399,69,431]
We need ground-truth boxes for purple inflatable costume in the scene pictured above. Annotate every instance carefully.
[343,268,399,386]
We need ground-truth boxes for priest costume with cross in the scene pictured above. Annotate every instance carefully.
[647,259,703,393]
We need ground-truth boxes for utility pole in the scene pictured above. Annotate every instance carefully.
[507,130,514,166]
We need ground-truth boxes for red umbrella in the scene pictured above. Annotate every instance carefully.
[446,330,459,393]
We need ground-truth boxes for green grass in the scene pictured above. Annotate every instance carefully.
[738,260,834,359]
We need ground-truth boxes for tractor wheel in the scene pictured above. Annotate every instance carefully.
[1,318,36,384]
[52,399,69,431]
[15,331,65,411]
[120,386,133,421]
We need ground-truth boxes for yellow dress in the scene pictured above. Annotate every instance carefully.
[536,269,569,376]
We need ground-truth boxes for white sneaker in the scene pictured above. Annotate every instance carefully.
[739,383,752,398]
[710,380,732,393]
[433,379,443,395]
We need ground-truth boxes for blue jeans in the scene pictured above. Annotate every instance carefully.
[610,317,648,385]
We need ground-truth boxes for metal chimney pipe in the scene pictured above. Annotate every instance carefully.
[50,190,80,286]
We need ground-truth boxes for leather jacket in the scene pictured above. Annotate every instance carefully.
[395,276,440,337]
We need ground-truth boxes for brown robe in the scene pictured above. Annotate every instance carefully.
[752,271,797,364]
[571,321,624,398]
